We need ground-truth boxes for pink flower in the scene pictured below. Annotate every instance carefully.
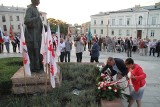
[103,87,106,90]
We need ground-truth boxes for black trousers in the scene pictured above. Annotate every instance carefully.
[149,48,155,56]
[127,48,132,57]
[76,52,82,62]
[60,52,65,62]
[65,51,70,62]
[12,44,17,52]
[0,43,3,53]
[90,57,99,63]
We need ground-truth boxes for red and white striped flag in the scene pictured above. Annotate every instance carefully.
[40,25,47,72]
[47,23,57,88]
[56,25,60,56]
[20,24,31,76]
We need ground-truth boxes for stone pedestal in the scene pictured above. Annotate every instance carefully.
[101,98,123,107]
[11,65,61,94]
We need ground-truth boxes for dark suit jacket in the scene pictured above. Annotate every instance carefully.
[101,58,128,76]
[90,42,99,57]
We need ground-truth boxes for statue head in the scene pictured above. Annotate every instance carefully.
[31,0,40,6]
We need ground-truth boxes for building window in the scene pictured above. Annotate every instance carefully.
[126,30,130,36]
[112,19,115,26]
[101,20,103,25]
[111,30,114,35]
[12,25,14,30]
[42,17,44,21]
[151,30,155,37]
[18,25,20,29]
[138,16,142,25]
[2,16,6,22]
[119,29,122,36]
[101,29,103,34]
[10,16,13,21]
[127,18,131,25]
[3,25,7,31]
[94,20,96,25]
[119,19,122,25]
[152,17,156,25]
[94,29,96,34]
[16,16,20,21]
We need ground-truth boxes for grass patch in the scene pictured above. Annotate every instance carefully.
[0,57,23,94]
[0,62,100,107]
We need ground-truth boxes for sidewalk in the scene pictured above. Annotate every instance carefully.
[0,47,160,107]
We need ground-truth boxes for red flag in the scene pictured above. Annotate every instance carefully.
[9,23,14,40]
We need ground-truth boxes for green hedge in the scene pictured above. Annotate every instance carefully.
[0,57,23,94]
[0,62,100,107]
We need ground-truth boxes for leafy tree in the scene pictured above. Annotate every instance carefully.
[47,18,68,35]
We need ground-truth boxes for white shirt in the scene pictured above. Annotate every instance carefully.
[60,42,65,52]
[3,35,10,43]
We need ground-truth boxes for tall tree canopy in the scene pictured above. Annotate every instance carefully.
[47,18,68,35]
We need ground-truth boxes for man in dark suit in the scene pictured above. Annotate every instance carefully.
[125,37,133,57]
[89,37,100,63]
[101,57,128,80]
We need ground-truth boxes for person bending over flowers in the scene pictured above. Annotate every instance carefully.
[125,58,146,107]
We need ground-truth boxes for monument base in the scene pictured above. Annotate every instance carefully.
[11,65,61,94]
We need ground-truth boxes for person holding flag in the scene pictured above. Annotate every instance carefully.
[3,33,10,53]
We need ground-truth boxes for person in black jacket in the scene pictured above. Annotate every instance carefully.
[101,57,128,80]
[157,39,160,57]
[89,37,100,63]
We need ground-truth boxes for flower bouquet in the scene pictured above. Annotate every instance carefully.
[96,66,125,101]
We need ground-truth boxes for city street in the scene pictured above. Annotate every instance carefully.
[0,45,160,107]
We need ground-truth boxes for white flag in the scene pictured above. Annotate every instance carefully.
[0,27,4,39]
[20,24,31,76]
[56,25,60,56]
[46,23,57,88]
[40,25,47,72]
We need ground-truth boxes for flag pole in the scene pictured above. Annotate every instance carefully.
[58,56,60,62]
[44,63,48,96]
[23,66,27,96]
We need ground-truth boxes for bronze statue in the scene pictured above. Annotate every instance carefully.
[24,0,43,73]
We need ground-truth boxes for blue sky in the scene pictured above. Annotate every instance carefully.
[0,0,159,25]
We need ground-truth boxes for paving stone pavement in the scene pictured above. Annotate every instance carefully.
[1,45,160,107]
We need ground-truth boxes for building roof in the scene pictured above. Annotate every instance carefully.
[0,5,46,14]
[110,5,160,13]
[0,5,26,13]
[92,3,160,15]
[91,12,109,16]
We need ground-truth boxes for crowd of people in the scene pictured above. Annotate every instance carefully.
[56,34,160,63]
[0,32,20,53]
[93,35,160,57]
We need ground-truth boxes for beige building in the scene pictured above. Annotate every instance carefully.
[91,2,160,40]
[0,4,47,35]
